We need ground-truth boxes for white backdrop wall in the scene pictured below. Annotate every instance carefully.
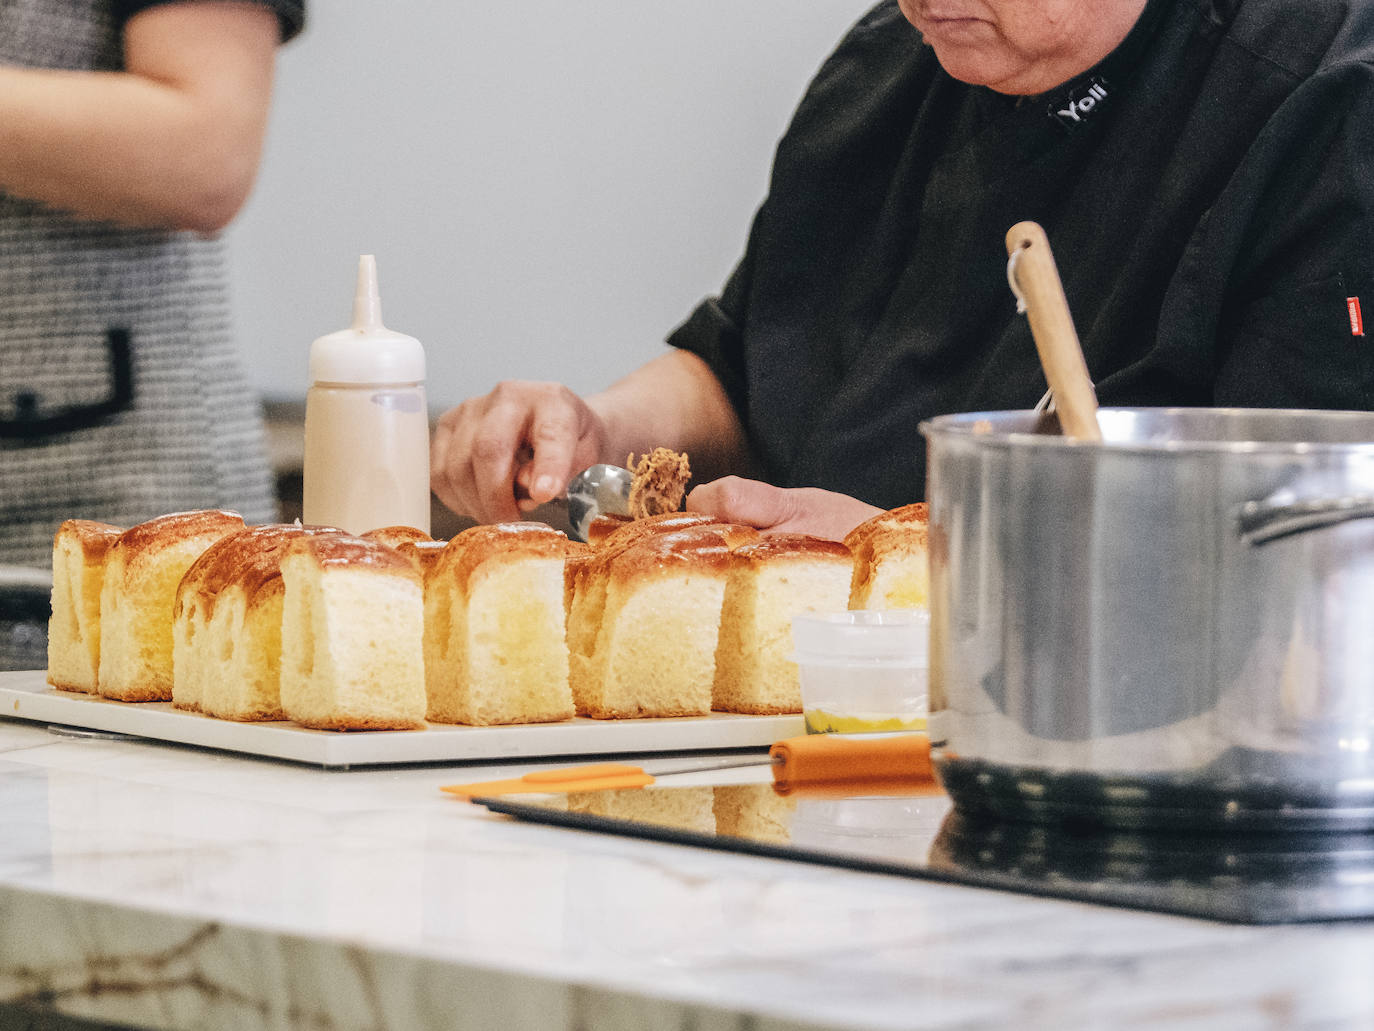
[227,1,875,411]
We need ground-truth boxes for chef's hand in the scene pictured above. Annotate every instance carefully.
[431,381,608,524]
[686,476,882,542]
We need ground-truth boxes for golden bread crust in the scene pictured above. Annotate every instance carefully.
[288,712,427,732]
[606,523,757,580]
[586,514,632,545]
[397,538,447,577]
[843,502,928,552]
[111,510,245,567]
[732,533,851,564]
[286,534,422,579]
[55,519,123,560]
[597,511,716,550]
[362,525,434,548]
[177,525,339,619]
[440,522,574,590]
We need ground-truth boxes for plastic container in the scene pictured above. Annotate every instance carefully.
[302,255,431,535]
[790,610,930,735]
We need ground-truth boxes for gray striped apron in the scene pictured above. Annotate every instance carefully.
[0,0,278,571]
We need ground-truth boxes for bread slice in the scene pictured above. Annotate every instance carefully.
[713,534,853,714]
[97,510,245,702]
[585,513,632,546]
[47,519,124,693]
[175,525,342,720]
[174,525,281,713]
[279,534,427,730]
[582,523,758,719]
[425,522,578,726]
[567,512,722,714]
[845,503,930,611]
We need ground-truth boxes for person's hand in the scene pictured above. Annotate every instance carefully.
[431,381,608,524]
[685,476,883,542]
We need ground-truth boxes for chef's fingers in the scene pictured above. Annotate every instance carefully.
[524,387,597,504]
[467,384,537,523]
[687,477,883,542]
[431,401,504,522]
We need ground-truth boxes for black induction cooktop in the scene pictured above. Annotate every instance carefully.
[474,779,1374,925]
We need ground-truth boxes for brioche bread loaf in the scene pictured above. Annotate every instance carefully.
[279,534,426,730]
[581,523,758,719]
[47,520,124,693]
[567,512,722,714]
[425,522,578,726]
[845,503,929,611]
[713,534,853,714]
[175,524,342,720]
[97,510,245,702]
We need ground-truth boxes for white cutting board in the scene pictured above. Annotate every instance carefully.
[0,669,801,768]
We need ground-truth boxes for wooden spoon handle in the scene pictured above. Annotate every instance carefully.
[1005,221,1102,441]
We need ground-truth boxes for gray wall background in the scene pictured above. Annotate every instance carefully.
[227,1,873,411]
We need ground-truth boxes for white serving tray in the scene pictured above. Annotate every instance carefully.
[0,669,802,769]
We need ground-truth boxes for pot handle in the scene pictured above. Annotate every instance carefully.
[1237,493,1374,546]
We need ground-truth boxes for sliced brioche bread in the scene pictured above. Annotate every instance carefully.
[845,503,930,611]
[279,534,426,730]
[567,512,723,715]
[581,523,758,719]
[713,534,853,714]
[178,525,343,721]
[97,510,245,702]
[47,520,124,693]
[425,523,577,726]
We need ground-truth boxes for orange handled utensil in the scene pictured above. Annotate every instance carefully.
[440,733,931,799]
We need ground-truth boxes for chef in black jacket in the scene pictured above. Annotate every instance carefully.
[432,0,1374,541]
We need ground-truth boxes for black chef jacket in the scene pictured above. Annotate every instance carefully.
[668,0,1374,507]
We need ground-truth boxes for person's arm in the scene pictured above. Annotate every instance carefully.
[430,349,753,526]
[585,348,751,487]
[0,1,280,232]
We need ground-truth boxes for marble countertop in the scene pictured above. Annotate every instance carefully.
[3,718,1374,1031]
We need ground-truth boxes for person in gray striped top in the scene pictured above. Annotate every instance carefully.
[0,0,306,572]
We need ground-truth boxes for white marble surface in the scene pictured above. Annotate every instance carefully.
[2,718,1374,1031]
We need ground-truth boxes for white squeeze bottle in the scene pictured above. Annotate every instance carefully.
[302,255,431,535]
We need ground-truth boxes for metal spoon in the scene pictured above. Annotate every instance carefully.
[565,463,633,542]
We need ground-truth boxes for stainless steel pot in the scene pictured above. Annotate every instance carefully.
[921,407,1374,832]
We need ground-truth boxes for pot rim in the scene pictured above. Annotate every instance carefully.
[919,406,1374,457]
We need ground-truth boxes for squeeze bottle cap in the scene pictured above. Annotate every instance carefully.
[308,255,426,385]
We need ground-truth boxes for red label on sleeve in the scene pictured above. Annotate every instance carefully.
[1349,297,1365,337]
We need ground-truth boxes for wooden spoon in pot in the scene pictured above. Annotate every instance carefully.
[1004,221,1102,442]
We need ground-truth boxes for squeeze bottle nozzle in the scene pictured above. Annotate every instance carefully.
[308,255,425,387]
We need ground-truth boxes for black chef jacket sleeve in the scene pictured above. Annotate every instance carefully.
[665,204,761,425]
